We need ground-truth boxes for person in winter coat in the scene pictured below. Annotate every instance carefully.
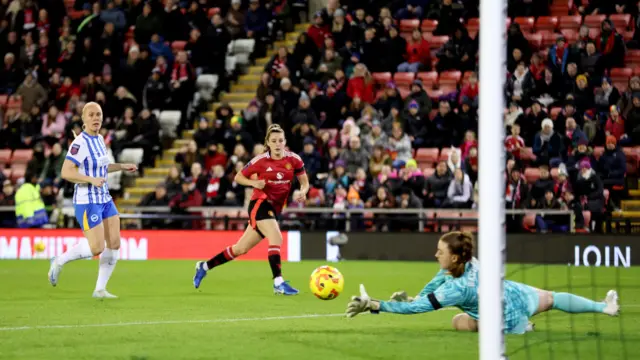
[529,165,555,206]
[574,160,605,232]
[533,118,564,167]
[597,136,627,206]
[339,136,370,174]
[535,190,568,233]
[424,161,452,208]
[445,168,473,208]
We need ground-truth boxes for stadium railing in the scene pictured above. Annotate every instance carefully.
[0,206,576,232]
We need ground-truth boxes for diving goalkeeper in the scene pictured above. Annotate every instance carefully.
[345,231,620,334]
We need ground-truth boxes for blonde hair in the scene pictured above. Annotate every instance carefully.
[440,231,475,278]
[73,102,101,138]
[264,124,285,149]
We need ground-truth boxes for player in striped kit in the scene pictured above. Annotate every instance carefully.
[48,102,138,298]
[193,124,309,295]
[345,231,620,334]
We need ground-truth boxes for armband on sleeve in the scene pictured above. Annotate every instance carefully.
[427,293,443,310]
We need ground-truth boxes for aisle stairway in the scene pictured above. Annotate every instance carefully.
[118,23,309,209]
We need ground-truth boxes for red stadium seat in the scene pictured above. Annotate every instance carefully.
[439,85,457,96]
[519,147,536,161]
[397,87,411,99]
[400,19,420,33]
[426,88,443,100]
[416,148,439,163]
[514,17,535,33]
[613,81,628,92]
[427,35,449,49]
[559,29,578,43]
[522,213,536,231]
[171,41,187,52]
[550,107,562,120]
[623,31,634,42]
[524,167,541,183]
[0,95,8,105]
[558,15,582,31]
[584,15,606,29]
[10,166,25,183]
[524,32,542,49]
[10,149,33,164]
[439,71,462,86]
[622,147,638,163]
[2,168,11,180]
[372,72,392,86]
[536,16,558,31]
[550,167,559,180]
[393,72,416,86]
[593,146,605,160]
[540,31,561,48]
[7,96,21,111]
[588,28,601,39]
[610,68,633,82]
[417,71,438,87]
[0,149,11,165]
[610,14,631,30]
[439,147,454,162]
[420,20,438,33]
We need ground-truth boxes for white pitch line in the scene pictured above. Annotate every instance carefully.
[0,313,345,332]
[1,304,638,332]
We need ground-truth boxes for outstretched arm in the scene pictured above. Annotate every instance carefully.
[108,163,138,173]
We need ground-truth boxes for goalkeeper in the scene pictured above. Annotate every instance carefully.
[345,231,620,334]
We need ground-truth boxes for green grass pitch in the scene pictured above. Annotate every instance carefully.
[0,260,638,360]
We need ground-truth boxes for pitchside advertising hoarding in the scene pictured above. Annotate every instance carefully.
[0,230,635,267]
[0,230,301,261]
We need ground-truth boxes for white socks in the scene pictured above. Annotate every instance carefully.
[57,239,93,265]
[95,248,119,292]
[274,276,284,286]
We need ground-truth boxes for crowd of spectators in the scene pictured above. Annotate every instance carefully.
[0,0,291,226]
[2,0,640,233]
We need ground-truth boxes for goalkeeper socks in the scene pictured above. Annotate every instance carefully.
[95,248,118,291]
[57,239,93,265]
[205,246,235,270]
[552,292,607,313]
[268,245,282,279]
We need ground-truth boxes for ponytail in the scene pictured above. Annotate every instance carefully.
[263,124,284,150]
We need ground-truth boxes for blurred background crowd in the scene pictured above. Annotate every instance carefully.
[1,0,639,233]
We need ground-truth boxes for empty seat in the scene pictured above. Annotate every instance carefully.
[417,71,438,87]
[514,17,535,32]
[610,68,633,82]
[416,148,439,163]
[0,149,11,165]
[393,72,416,86]
[422,167,435,178]
[439,71,462,86]
[524,167,541,183]
[559,29,578,43]
[400,19,420,32]
[626,50,640,66]
[558,15,582,31]
[610,14,632,30]
[524,32,542,49]
[550,107,562,120]
[427,35,449,49]
[536,16,558,31]
[372,72,392,86]
[171,41,187,52]
[421,20,438,33]
[11,149,33,164]
[593,146,605,160]
[584,15,606,29]
[207,7,220,18]
[10,166,25,183]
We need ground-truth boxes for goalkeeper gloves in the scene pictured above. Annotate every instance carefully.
[346,284,381,318]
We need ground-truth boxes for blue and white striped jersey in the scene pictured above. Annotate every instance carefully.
[65,132,112,205]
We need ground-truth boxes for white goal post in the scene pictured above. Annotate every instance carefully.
[478,0,507,359]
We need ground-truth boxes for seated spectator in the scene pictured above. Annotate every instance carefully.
[388,125,412,163]
[165,165,184,198]
[365,185,396,232]
[138,184,170,229]
[506,62,535,108]
[397,28,430,73]
[445,168,472,208]
[535,190,567,233]
[340,136,369,174]
[169,177,204,229]
[404,80,432,117]
[563,117,587,155]
[533,118,564,167]
[567,138,594,180]
[398,159,424,197]
[424,161,452,208]
[300,137,323,181]
[605,105,630,145]
[529,165,555,206]
[597,136,627,206]
[554,163,573,199]
[505,123,525,161]
[505,165,528,231]
[574,160,605,232]
[205,165,232,206]
[404,100,428,148]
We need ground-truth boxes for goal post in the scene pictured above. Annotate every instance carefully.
[478,0,507,359]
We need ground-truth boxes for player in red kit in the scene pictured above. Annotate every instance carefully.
[193,124,309,295]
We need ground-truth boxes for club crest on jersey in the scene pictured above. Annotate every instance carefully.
[70,144,80,155]
[285,163,292,170]
[268,211,274,217]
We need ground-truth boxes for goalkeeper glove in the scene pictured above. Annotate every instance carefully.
[346,284,380,318]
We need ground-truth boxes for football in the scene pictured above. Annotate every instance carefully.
[309,265,344,300]
[34,241,46,253]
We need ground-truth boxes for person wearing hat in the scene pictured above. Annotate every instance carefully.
[533,118,564,167]
[567,138,593,179]
[307,10,330,48]
[574,159,605,232]
[563,116,587,153]
[299,136,322,181]
[404,79,432,117]
[597,135,627,206]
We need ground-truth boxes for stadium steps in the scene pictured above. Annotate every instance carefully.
[120,23,309,209]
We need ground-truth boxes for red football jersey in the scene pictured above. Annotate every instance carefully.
[241,151,306,213]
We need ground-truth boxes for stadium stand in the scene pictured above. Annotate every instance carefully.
[1,0,640,233]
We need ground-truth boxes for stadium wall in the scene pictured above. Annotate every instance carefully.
[0,230,301,261]
[300,232,637,268]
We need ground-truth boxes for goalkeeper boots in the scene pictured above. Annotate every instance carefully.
[603,290,619,316]
[274,281,299,295]
[193,261,207,289]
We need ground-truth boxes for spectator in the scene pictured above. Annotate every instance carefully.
[574,160,604,232]
[168,177,203,229]
[533,118,564,167]
[605,105,629,145]
[505,123,525,161]
[245,0,271,58]
[597,136,627,206]
[424,161,452,207]
[138,184,170,229]
[505,165,528,231]
[226,0,246,39]
[397,28,430,73]
[388,125,412,163]
[15,72,47,112]
[340,136,369,174]
[14,171,48,228]
[535,190,567,233]
[529,165,555,206]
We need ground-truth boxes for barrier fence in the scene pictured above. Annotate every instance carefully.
[0,206,577,232]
